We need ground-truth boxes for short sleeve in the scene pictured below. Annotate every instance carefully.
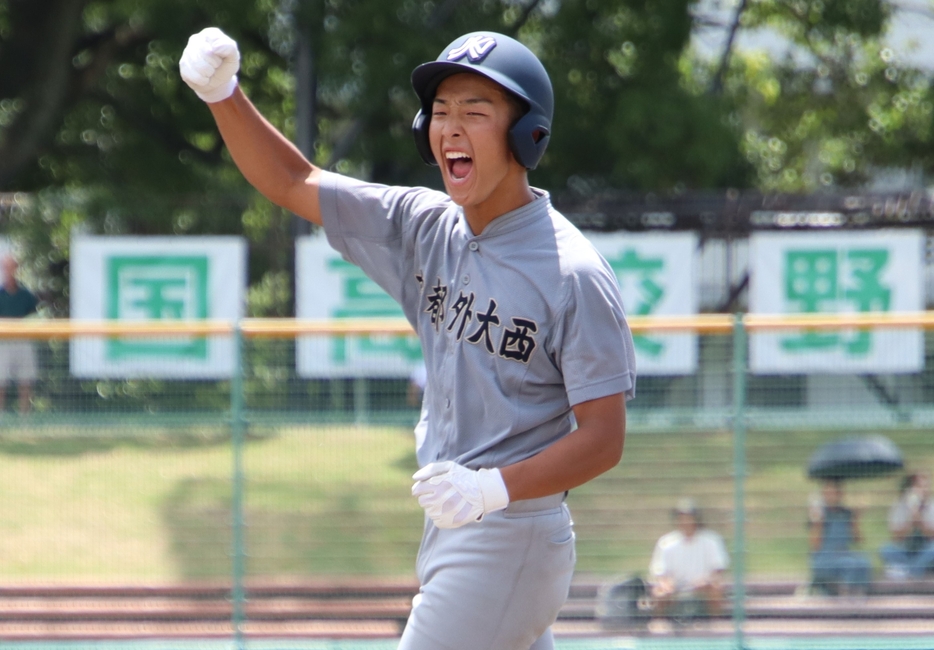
[648,540,667,578]
[554,258,636,406]
[318,170,449,307]
[710,533,730,571]
[889,501,910,530]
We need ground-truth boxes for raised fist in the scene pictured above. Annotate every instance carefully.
[179,27,240,103]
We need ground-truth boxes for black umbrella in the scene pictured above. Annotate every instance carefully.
[807,434,904,480]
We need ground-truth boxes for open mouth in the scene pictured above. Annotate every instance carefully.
[445,151,473,181]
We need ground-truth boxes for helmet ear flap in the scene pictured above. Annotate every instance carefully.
[412,109,438,166]
[508,112,550,170]
[416,106,550,169]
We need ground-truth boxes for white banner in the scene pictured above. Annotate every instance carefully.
[586,232,699,375]
[295,236,422,378]
[749,230,924,374]
[70,235,246,378]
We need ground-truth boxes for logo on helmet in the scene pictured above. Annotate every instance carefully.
[446,35,496,63]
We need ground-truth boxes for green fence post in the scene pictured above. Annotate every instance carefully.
[230,324,246,649]
[732,314,748,650]
[354,376,369,425]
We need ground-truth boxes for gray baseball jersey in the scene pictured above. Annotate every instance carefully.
[320,171,636,469]
[319,170,635,650]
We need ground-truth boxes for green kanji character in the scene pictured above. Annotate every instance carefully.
[607,249,665,357]
[780,248,892,357]
[328,259,421,363]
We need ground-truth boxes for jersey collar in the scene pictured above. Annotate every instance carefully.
[461,188,551,239]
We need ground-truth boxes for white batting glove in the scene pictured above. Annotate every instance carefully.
[179,27,240,103]
[412,461,510,529]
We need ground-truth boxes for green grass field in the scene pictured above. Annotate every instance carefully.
[0,422,930,584]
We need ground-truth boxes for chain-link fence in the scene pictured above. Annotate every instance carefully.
[2,316,934,649]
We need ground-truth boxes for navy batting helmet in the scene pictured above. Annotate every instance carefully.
[411,32,554,170]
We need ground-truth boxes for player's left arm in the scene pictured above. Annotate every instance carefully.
[411,393,624,528]
[498,392,625,501]
[495,257,631,501]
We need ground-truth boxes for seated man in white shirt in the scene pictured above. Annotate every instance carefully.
[648,498,730,618]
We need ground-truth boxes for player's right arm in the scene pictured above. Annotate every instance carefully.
[180,28,322,225]
[208,90,322,225]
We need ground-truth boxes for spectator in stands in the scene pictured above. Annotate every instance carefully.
[879,472,934,580]
[0,255,39,414]
[808,478,872,596]
[648,498,729,619]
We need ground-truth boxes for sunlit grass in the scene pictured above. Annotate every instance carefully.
[0,423,929,583]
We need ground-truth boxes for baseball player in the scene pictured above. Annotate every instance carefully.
[180,28,636,650]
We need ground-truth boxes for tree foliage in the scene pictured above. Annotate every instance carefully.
[0,0,752,315]
[0,0,931,313]
[1,0,301,312]
[704,0,934,191]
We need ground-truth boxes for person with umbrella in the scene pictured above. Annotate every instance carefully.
[879,472,934,579]
[808,478,873,596]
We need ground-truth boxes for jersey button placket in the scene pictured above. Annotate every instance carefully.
[463,240,479,286]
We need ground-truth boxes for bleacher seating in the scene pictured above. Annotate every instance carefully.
[1,578,933,641]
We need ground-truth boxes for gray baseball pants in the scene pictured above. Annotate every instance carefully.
[398,493,575,650]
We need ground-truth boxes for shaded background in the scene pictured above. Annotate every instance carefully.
[2,0,934,315]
